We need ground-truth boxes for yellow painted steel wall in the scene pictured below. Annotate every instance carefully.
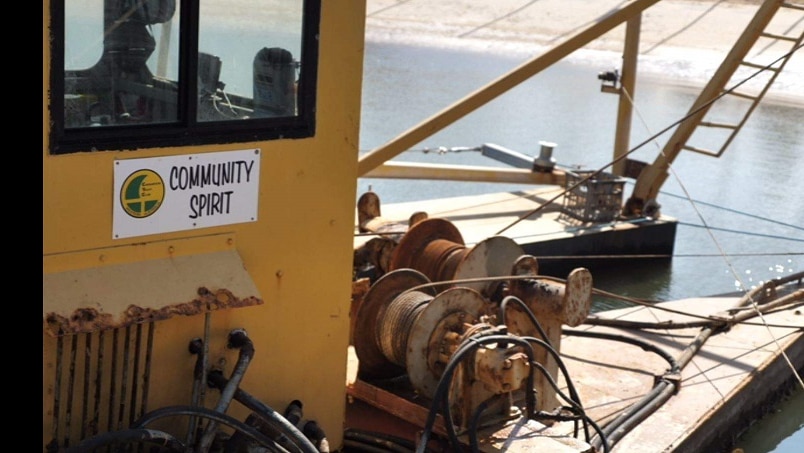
[42,1,366,450]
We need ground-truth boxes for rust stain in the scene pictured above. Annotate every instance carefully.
[350,278,372,345]
[354,237,398,278]
[44,287,263,337]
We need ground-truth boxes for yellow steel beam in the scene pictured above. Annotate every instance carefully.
[610,14,642,177]
[358,0,661,177]
[363,161,566,185]
[629,0,787,205]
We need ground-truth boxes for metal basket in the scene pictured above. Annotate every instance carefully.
[561,170,625,223]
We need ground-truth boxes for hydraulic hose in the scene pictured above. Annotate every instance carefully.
[303,420,330,453]
[198,328,255,452]
[500,295,589,438]
[587,324,715,451]
[530,360,610,453]
[206,370,319,453]
[133,405,286,451]
[343,428,416,453]
[499,295,551,344]
[416,331,536,453]
[65,428,186,453]
[585,272,803,450]
[187,336,207,446]
[563,329,679,372]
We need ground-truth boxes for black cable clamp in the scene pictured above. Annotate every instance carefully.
[655,371,682,395]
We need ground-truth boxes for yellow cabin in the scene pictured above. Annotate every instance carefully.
[43,1,365,450]
[45,2,802,452]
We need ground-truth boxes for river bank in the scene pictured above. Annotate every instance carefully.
[365,0,803,104]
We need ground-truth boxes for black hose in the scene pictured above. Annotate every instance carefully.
[519,335,588,439]
[199,328,255,451]
[579,277,803,449]
[65,427,186,452]
[206,370,319,453]
[447,332,537,450]
[132,405,287,450]
[586,324,714,451]
[561,328,680,450]
[303,420,330,452]
[465,355,608,453]
[497,295,587,438]
[499,295,551,344]
[598,381,676,449]
[416,333,536,453]
[529,361,609,453]
[285,399,304,426]
[468,399,492,453]
[343,428,416,453]
[187,337,206,446]
[562,329,680,373]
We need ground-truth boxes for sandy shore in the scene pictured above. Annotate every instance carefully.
[365,0,803,102]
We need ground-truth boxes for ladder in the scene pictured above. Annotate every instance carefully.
[628,0,803,210]
[684,0,804,157]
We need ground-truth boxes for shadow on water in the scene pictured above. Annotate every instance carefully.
[734,387,804,453]
[535,257,674,313]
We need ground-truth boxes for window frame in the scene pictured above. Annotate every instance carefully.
[49,0,321,155]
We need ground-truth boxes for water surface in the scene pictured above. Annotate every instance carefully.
[359,40,804,452]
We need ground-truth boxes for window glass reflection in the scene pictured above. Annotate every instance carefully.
[64,0,180,128]
[198,0,302,121]
[61,0,305,130]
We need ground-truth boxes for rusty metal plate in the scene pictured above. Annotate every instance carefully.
[454,236,524,296]
[390,218,464,272]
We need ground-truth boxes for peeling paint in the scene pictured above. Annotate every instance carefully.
[44,287,263,337]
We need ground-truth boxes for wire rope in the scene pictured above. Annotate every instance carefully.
[620,67,804,389]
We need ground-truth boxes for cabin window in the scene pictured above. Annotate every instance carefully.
[52,0,320,154]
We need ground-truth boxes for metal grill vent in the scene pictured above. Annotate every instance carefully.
[46,323,154,451]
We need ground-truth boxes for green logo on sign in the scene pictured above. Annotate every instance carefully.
[121,169,165,218]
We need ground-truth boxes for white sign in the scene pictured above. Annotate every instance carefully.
[113,149,260,239]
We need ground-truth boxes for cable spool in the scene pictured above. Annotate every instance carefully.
[353,269,436,380]
[406,285,489,399]
[389,218,524,297]
[352,268,493,398]
[378,289,431,368]
[390,218,465,280]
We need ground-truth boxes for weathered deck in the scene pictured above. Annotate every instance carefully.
[345,292,803,452]
[551,295,803,452]
[348,190,803,452]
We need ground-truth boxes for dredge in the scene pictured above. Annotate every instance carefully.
[43,1,802,451]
